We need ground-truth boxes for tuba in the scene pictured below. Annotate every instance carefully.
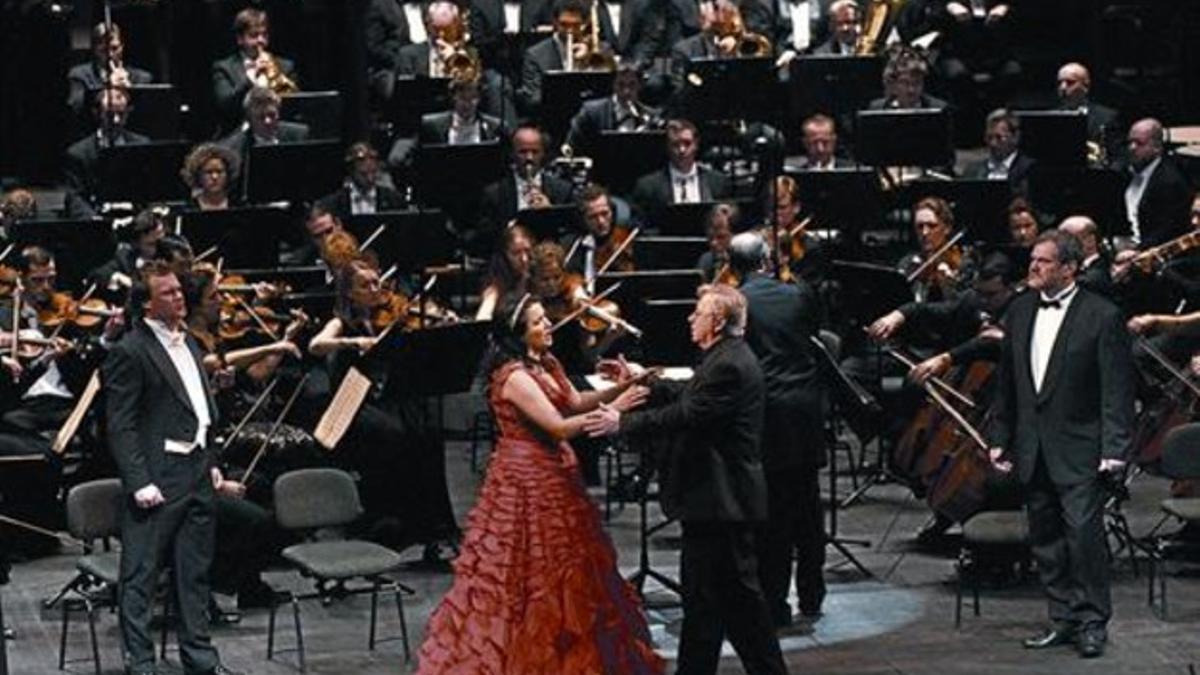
[433,10,482,82]
[855,0,906,55]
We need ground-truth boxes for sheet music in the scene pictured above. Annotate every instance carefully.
[51,371,100,455]
[314,366,372,451]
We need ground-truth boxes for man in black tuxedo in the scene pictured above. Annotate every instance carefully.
[104,263,246,675]
[63,87,150,219]
[217,87,310,189]
[317,142,407,220]
[419,78,506,145]
[517,0,591,114]
[365,0,411,97]
[807,0,858,55]
[1123,118,1193,248]
[989,230,1135,659]
[867,46,948,110]
[585,283,787,675]
[1056,62,1120,160]
[1058,216,1114,299]
[630,119,732,226]
[785,113,853,171]
[564,65,661,154]
[667,0,772,50]
[211,8,298,132]
[728,232,828,626]
[477,124,575,253]
[67,22,153,119]
[962,108,1035,196]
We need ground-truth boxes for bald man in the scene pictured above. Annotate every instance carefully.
[1059,216,1113,298]
[1056,62,1120,157]
[1123,118,1192,247]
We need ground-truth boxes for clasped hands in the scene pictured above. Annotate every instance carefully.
[585,356,658,437]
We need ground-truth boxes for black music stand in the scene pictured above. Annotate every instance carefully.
[788,54,883,124]
[677,56,777,122]
[178,206,294,268]
[9,219,115,292]
[98,141,190,204]
[345,210,455,273]
[590,130,666,195]
[634,235,707,270]
[513,205,580,241]
[855,108,954,168]
[387,76,451,135]
[373,321,491,399]
[125,84,181,140]
[541,70,614,137]
[412,141,505,209]
[788,167,883,247]
[281,91,343,140]
[1015,110,1087,166]
[1028,166,1128,236]
[596,269,704,364]
[911,178,1014,245]
[246,140,343,204]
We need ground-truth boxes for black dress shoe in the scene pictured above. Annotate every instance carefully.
[1022,625,1077,649]
[1077,629,1106,658]
[207,598,241,627]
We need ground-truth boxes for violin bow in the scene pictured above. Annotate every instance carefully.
[218,376,281,454]
[595,227,640,279]
[884,346,976,410]
[905,230,966,284]
[231,294,280,342]
[1136,335,1200,398]
[241,372,311,485]
[548,281,622,334]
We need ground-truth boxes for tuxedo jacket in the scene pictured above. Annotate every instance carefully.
[1128,157,1193,248]
[622,337,768,522]
[667,0,771,48]
[564,96,662,152]
[103,321,220,500]
[962,151,1035,195]
[63,129,151,217]
[365,0,411,72]
[419,111,505,144]
[479,171,576,233]
[216,121,311,154]
[67,62,153,115]
[316,184,409,221]
[630,166,732,224]
[517,36,564,114]
[212,52,298,125]
[810,38,855,56]
[991,288,1135,487]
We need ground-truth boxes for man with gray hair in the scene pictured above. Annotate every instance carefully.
[1123,117,1192,247]
[729,231,829,626]
[585,280,786,674]
[988,229,1134,659]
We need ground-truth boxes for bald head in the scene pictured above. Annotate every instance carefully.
[728,231,769,275]
[1057,62,1091,108]
[1058,215,1099,257]
[1127,118,1164,169]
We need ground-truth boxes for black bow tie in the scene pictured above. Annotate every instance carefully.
[1038,299,1062,310]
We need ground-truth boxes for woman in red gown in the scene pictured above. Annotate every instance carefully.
[417,293,665,674]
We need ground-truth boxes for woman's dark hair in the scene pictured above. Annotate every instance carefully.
[482,292,537,376]
[483,223,532,296]
[182,263,217,320]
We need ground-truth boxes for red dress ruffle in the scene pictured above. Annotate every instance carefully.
[416,359,665,674]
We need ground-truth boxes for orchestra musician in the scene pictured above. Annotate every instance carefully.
[181,143,240,212]
[1121,118,1192,248]
[317,142,407,220]
[476,223,534,321]
[988,230,1135,659]
[564,65,662,156]
[867,45,948,110]
[286,203,348,268]
[1006,197,1040,249]
[564,183,635,292]
[478,124,576,253]
[898,196,976,304]
[518,0,613,114]
[217,87,310,158]
[418,77,506,146]
[88,207,167,302]
[396,1,475,79]
[1058,216,1114,298]
[763,174,826,285]
[697,202,737,283]
[63,86,149,219]
[1056,62,1121,160]
[364,0,412,99]
[630,119,732,222]
[67,22,153,121]
[808,0,859,56]
[212,8,299,132]
[961,108,1035,197]
[786,113,852,171]
[529,240,601,374]
[666,0,772,51]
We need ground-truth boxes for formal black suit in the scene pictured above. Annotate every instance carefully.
[669,31,718,90]
[103,320,223,674]
[316,183,409,221]
[867,93,949,110]
[809,37,856,56]
[564,96,663,153]
[418,110,505,144]
[1126,157,1193,248]
[667,0,772,49]
[615,0,668,61]
[992,286,1134,629]
[66,62,153,116]
[621,336,786,675]
[739,272,827,621]
[962,151,1035,196]
[1077,253,1115,299]
[62,129,151,218]
[476,170,575,252]
[365,0,411,72]
[629,166,732,226]
[211,52,298,129]
[517,36,564,114]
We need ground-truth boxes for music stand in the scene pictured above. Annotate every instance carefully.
[125,84,181,140]
[1028,166,1128,236]
[788,167,883,247]
[634,235,707,270]
[513,205,580,242]
[371,320,491,399]
[677,56,777,122]
[281,90,343,140]
[412,141,505,209]
[541,70,615,137]
[911,178,1014,245]
[387,76,451,135]
[855,108,954,168]
[788,54,883,124]
[596,269,704,363]
[8,219,115,292]
[591,130,666,195]
[1015,110,1087,166]
[98,141,189,204]
[345,210,455,273]
[246,140,343,204]
[178,206,294,268]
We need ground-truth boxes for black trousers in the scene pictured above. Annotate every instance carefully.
[1025,454,1111,628]
[118,469,219,673]
[758,464,826,619]
[211,495,284,596]
[678,521,787,675]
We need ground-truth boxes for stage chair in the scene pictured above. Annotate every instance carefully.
[954,509,1029,628]
[1148,424,1200,619]
[58,478,123,675]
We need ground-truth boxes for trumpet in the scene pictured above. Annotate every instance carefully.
[710,8,772,58]
[855,0,906,55]
[259,51,298,95]
[566,0,616,71]
[432,11,482,82]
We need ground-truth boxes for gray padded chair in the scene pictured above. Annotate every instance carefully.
[1148,423,1200,618]
[268,468,411,671]
[58,477,123,675]
[955,509,1029,627]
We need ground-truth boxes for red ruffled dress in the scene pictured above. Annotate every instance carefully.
[416,357,665,674]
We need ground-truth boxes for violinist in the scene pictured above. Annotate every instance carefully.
[530,241,593,373]
[564,184,635,293]
[308,259,459,556]
[181,143,240,212]
[697,202,737,283]
[762,175,826,286]
[284,203,347,268]
[898,196,975,303]
[476,223,533,321]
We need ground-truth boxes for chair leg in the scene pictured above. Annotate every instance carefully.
[369,582,379,651]
[85,600,101,675]
[954,557,963,628]
[58,597,71,669]
[394,584,410,663]
[267,592,278,659]
[291,593,306,672]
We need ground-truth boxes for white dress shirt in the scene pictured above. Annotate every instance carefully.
[1030,283,1078,393]
[669,165,701,204]
[986,150,1017,180]
[1125,156,1161,243]
[448,113,481,145]
[504,1,522,33]
[515,170,544,210]
[145,318,211,451]
[348,181,378,215]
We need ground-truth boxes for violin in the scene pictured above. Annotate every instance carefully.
[218,273,290,301]
[594,226,637,276]
[906,231,967,299]
[1116,229,1200,281]
[219,305,305,342]
[37,293,117,330]
[367,287,458,334]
